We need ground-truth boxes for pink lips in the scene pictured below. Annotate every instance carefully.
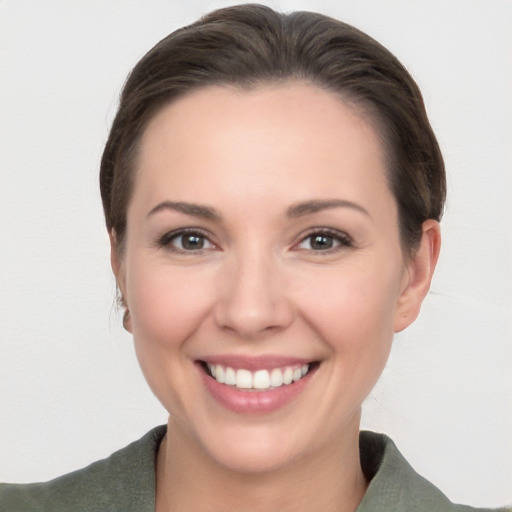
[197,355,317,414]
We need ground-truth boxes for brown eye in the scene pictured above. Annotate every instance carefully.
[296,229,352,252]
[159,229,215,252]
[180,233,205,250]
[309,234,334,250]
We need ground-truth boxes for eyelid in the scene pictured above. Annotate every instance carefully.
[292,227,354,252]
[156,227,219,252]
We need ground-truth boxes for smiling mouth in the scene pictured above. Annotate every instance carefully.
[199,361,320,391]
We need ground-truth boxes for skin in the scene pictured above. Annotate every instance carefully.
[112,82,440,511]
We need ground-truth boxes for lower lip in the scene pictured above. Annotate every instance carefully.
[199,364,316,414]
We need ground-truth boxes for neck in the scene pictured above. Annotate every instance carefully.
[156,416,368,512]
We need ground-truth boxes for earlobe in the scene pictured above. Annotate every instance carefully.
[394,220,441,333]
[109,230,132,333]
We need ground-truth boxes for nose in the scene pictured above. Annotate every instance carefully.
[213,250,294,339]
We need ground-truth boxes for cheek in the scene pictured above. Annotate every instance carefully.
[286,263,402,433]
[125,261,218,413]
[126,260,216,350]
[295,261,402,354]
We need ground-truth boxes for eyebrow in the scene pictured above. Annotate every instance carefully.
[147,201,221,220]
[287,199,370,218]
[147,198,369,221]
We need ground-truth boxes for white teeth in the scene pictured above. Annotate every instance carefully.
[270,368,283,388]
[215,364,224,384]
[236,369,253,389]
[206,363,312,390]
[224,366,236,386]
[253,369,270,389]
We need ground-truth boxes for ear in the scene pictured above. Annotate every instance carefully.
[394,219,441,333]
[109,230,132,332]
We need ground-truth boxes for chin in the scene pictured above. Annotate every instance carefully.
[176,414,310,475]
[204,434,302,475]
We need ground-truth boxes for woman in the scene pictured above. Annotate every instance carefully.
[1,4,510,511]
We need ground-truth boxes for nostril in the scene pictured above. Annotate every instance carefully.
[213,297,294,339]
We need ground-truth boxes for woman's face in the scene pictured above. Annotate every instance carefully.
[116,82,419,473]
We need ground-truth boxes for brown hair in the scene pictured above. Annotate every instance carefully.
[100,3,445,255]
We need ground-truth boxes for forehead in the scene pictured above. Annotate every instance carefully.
[133,82,391,212]
[141,82,381,154]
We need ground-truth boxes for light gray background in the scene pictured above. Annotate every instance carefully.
[1,0,511,507]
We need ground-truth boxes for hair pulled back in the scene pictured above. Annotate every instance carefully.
[100,4,445,255]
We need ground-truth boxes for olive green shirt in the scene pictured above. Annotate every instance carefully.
[1,426,509,511]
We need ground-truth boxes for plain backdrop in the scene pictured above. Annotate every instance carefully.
[1,0,511,507]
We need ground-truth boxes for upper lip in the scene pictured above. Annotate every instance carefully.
[198,355,316,371]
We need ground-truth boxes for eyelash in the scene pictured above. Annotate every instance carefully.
[294,228,353,254]
[157,228,216,253]
[156,227,353,254]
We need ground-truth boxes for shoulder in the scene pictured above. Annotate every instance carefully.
[0,425,166,512]
[357,431,511,512]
